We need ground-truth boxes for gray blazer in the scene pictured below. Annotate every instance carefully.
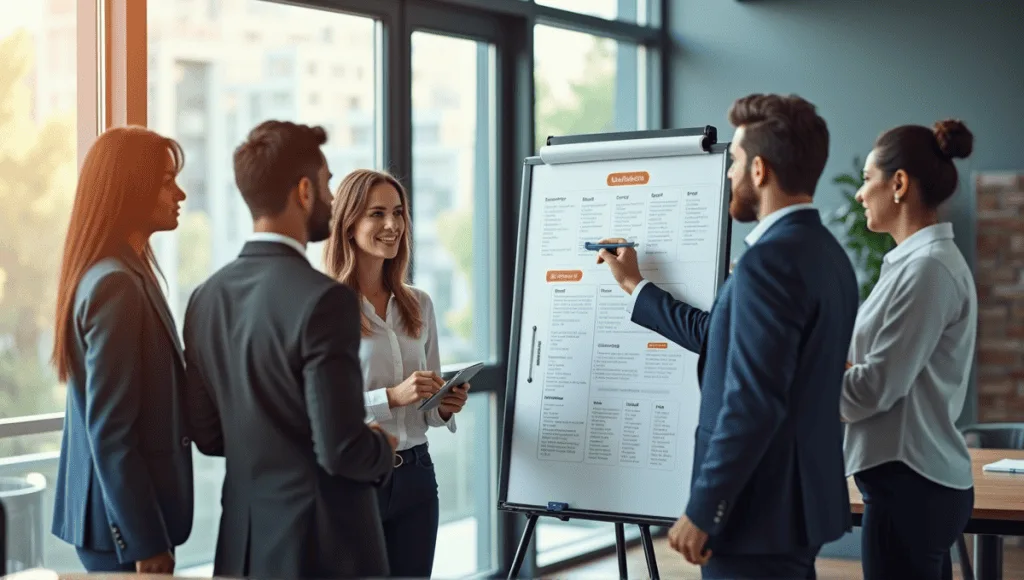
[183,240,393,579]
[51,248,194,563]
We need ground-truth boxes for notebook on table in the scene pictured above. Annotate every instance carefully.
[982,458,1024,474]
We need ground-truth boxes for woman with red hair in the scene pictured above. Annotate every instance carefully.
[50,126,194,573]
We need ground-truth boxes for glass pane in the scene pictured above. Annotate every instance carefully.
[536,0,657,26]
[426,392,494,577]
[148,1,380,311]
[534,25,647,153]
[411,32,497,367]
[411,31,498,576]
[0,0,78,419]
[147,2,380,571]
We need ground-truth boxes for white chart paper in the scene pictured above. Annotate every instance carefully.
[505,150,729,520]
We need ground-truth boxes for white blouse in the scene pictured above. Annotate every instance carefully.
[841,223,976,490]
[361,286,456,451]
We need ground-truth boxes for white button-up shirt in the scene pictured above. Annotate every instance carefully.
[842,223,976,489]
[361,287,456,450]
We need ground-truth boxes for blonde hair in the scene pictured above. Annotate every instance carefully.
[323,169,422,337]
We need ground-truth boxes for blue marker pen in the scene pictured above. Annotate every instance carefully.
[584,241,638,251]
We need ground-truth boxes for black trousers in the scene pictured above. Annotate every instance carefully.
[376,443,440,578]
[701,544,821,579]
[855,460,974,580]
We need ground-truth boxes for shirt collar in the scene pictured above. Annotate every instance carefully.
[882,222,955,264]
[247,232,308,262]
[744,203,817,247]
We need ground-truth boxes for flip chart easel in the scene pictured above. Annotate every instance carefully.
[498,127,733,579]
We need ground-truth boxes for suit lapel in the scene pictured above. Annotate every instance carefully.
[120,249,185,368]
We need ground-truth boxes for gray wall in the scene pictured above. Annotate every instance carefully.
[670,0,1024,262]
[669,0,1024,429]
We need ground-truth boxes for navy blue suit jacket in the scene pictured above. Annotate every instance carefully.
[52,248,194,563]
[632,209,858,554]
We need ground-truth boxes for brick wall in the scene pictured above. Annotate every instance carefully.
[976,173,1024,421]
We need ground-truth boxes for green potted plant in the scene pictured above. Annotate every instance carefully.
[827,157,896,301]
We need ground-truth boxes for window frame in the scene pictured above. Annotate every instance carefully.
[0,0,671,576]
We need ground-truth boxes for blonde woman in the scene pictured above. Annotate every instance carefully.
[324,169,470,577]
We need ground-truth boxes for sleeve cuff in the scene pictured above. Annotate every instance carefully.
[426,407,458,433]
[623,279,650,315]
[685,486,732,537]
[109,523,171,564]
[364,388,393,422]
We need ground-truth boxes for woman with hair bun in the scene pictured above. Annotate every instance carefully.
[840,119,976,579]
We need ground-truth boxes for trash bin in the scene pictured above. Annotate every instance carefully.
[0,473,47,575]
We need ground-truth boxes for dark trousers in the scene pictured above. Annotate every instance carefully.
[377,443,440,578]
[701,544,821,579]
[76,547,135,573]
[855,460,974,580]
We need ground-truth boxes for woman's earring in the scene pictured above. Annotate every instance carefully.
[894,195,901,204]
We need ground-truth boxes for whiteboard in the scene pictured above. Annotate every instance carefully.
[498,128,731,525]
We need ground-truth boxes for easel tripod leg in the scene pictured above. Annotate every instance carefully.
[615,522,628,579]
[639,524,660,580]
[508,514,538,580]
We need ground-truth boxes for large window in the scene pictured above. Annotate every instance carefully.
[0,1,666,577]
[0,0,85,573]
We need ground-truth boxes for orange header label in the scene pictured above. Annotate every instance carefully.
[607,171,650,186]
[546,270,583,283]
[647,342,668,349]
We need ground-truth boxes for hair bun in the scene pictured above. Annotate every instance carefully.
[933,119,974,159]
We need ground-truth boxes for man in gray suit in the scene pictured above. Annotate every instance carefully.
[183,120,396,579]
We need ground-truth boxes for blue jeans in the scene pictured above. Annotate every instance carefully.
[377,443,440,577]
[76,547,135,573]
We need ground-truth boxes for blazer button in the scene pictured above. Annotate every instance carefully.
[181,436,191,447]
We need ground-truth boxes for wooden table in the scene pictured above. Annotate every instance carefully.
[848,449,1024,580]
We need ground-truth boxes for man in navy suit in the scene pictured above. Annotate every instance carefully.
[598,94,859,579]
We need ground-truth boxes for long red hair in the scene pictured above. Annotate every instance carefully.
[51,126,184,382]
[324,169,422,337]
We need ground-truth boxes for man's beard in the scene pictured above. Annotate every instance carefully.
[728,171,759,223]
[306,184,333,243]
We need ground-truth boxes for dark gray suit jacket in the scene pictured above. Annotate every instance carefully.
[183,240,393,579]
[51,248,194,563]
